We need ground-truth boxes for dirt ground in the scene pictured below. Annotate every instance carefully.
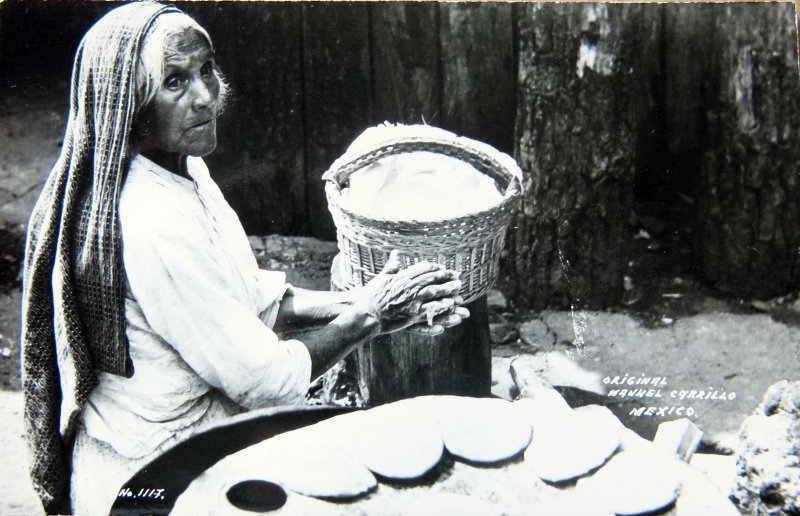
[1,86,799,515]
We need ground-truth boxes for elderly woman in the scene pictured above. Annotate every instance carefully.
[21,3,467,514]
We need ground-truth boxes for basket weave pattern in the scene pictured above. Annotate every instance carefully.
[324,135,522,304]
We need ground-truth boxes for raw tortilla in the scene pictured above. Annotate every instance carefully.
[671,458,741,516]
[236,436,377,498]
[418,395,533,463]
[525,404,622,483]
[576,450,682,515]
[178,435,377,502]
[172,441,375,515]
[342,151,503,221]
[316,399,445,480]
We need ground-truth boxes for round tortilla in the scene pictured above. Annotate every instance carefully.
[174,432,377,507]
[418,395,533,464]
[316,399,445,480]
[525,404,622,483]
[576,450,682,515]
[242,436,378,499]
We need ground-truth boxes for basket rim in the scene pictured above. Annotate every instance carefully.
[323,132,523,227]
[327,182,519,229]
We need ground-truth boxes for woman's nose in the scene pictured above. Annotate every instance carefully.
[190,77,215,110]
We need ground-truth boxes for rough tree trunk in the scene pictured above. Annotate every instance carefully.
[642,3,716,203]
[663,4,715,157]
[512,3,660,310]
[695,3,800,299]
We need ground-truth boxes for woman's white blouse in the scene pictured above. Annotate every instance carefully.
[80,154,311,459]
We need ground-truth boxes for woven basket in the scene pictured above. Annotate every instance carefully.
[323,127,523,304]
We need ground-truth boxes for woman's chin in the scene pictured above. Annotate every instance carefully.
[188,139,217,157]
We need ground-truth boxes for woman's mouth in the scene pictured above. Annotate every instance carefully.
[187,119,213,130]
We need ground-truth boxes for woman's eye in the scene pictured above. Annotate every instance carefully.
[164,74,187,89]
[201,62,214,77]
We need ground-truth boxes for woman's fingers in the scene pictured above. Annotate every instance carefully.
[453,306,470,319]
[396,261,447,281]
[418,298,456,323]
[432,313,463,328]
[401,271,460,297]
[399,302,470,336]
[383,257,461,292]
[406,309,469,335]
[381,250,403,275]
[407,323,445,336]
[416,280,462,301]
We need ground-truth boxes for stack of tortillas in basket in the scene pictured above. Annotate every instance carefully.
[173,394,740,515]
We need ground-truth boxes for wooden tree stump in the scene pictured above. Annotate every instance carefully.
[332,257,491,406]
[511,3,660,310]
[694,3,800,298]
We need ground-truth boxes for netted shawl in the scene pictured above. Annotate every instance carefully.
[21,2,177,512]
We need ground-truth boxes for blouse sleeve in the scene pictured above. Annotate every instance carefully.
[255,269,289,329]
[120,183,311,410]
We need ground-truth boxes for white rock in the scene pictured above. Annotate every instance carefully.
[491,356,517,401]
[518,319,552,348]
[511,352,606,396]
[486,289,508,311]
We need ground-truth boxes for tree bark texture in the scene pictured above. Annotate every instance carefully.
[662,4,715,156]
[512,3,660,310]
[694,3,800,298]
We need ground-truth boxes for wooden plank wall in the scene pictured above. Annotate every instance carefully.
[188,2,308,236]
[183,2,516,239]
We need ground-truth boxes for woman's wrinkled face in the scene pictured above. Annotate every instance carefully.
[141,30,220,158]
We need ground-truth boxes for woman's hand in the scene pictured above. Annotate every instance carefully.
[274,251,469,377]
[355,251,469,336]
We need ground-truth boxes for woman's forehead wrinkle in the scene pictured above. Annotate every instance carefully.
[163,31,212,65]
